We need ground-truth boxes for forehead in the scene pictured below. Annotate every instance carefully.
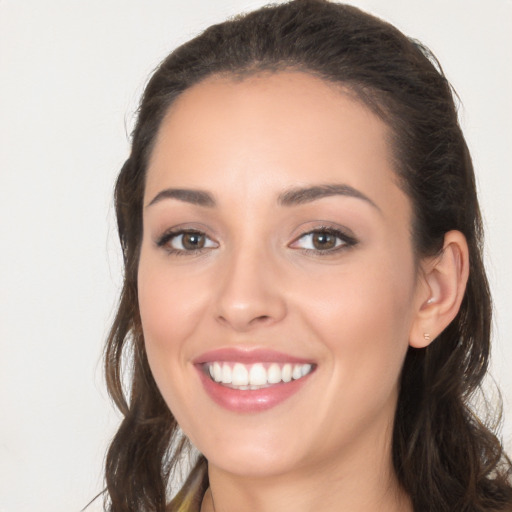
[145,71,409,221]
[150,71,392,169]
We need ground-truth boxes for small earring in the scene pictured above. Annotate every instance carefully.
[426,297,435,304]
[423,333,431,342]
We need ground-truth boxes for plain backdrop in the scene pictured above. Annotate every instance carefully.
[1,1,511,511]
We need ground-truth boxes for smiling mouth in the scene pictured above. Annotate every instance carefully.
[204,361,314,390]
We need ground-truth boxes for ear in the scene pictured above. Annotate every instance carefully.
[409,230,469,348]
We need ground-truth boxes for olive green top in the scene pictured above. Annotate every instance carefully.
[167,457,209,512]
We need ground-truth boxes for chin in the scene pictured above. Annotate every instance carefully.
[186,421,310,478]
[205,447,303,478]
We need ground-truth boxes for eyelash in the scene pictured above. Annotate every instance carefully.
[156,229,217,257]
[155,226,358,257]
[291,226,358,255]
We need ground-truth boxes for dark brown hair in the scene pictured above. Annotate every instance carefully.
[103,1,512,510]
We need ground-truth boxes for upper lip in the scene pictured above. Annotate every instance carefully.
[193,347,314,365]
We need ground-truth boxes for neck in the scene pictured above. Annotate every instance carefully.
[200,424,412,512]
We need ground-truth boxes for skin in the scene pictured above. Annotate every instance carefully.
[137,71,468,512]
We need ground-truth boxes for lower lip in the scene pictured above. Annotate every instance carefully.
[196,366,312,413]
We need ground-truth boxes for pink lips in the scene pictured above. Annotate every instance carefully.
[193,348,315,413]
[194,347,313,365]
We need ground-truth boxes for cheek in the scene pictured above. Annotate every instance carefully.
[298,253,416,395]
[138,258,207,354]
[137,256,216,435]
[136,254,213,410]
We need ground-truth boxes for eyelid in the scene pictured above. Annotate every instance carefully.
[154,222,215,245]
[155,226,219,255]
[154,223,358,257]
[289,225,358,254]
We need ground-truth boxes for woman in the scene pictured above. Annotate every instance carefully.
[103,1,512,510]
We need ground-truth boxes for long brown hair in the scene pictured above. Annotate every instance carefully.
[103,1,512,510]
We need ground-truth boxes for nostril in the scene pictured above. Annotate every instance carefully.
[216,313,274,331]
[250,315,271,324]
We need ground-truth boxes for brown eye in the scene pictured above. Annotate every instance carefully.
[291,227,357,254]
[311,232,337,250]
[181,232,206,250]
[157,229,217,254]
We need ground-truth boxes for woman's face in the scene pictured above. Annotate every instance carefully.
[138,72,426,478]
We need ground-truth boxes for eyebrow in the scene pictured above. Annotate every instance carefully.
[146,183,380,211]
[277,183,381,211]
[146,188,216,208]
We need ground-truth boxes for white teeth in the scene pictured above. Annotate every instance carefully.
[292,364,303,380]
[232,363,249,386]
[221,363,232,384]
[267,363,282,384]
[249,363,267,386]
[207,361,314,388]
[282,363,292,383]
[213,362,222,383]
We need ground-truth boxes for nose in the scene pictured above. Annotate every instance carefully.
[214,244,287,332]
